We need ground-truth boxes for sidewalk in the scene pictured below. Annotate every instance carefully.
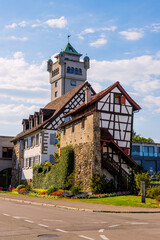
[0,193,160,213]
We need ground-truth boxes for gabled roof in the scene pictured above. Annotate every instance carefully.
[62,42,78,54]
[12,82,94,142]
[65,81,141,117]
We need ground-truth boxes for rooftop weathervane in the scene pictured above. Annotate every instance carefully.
[67,35,71,43]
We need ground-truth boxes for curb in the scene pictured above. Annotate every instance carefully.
[1,196,160,214]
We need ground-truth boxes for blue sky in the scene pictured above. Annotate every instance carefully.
[0,0,160,142]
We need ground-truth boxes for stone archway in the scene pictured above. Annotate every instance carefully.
[0,168,12,189]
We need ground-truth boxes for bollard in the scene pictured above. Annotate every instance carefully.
[141,181,145,203]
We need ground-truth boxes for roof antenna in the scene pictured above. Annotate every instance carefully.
[67,34,71,43]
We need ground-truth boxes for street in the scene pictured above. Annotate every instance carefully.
[0,199,160,240]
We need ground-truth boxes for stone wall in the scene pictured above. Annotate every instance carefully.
[60,111,102,191]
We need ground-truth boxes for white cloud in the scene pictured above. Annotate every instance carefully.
[89,37,107,47]
[119,30,144,40]
[143,95,160,110]
[78,26,116,39]
[148,23,160,32]
[5,21,27,29]
[88,54,160,94]
[32,16,67,28]
[8,36,28,41]
[0,52,48,92]
[101,26,117,32]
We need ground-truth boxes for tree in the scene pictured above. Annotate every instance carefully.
[53,133,61,160]
[132,131,154,143]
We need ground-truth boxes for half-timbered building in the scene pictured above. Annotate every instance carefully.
[60,81,141,191]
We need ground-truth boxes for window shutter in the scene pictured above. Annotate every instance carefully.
[121,95,126,105]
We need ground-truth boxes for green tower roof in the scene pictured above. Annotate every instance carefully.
[62,43,78,54]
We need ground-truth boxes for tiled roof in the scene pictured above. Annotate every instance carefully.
[65,81,141,117]
[62,43,79,54]
[12,82,90,142]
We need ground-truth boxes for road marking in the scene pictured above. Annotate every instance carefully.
[43,219,63,222]
[129,222,149,225]
[24,220,34,223]
[109,224,120,228]
[13,216,26,219]
[38,224,48,228]
[3,214,10,216]
[99,229,104,232]
[56,228,68,233]
[78,235,95,240]
[100,235,110,240]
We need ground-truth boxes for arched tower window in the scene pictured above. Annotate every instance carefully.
[75,68,78,74]
[71,67,74,73]
[67,66,70,73]
[78,68,82,75]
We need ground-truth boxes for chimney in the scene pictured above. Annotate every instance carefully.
[85,85,92,104]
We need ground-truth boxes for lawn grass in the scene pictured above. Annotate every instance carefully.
[0,191,159,208]
[62,195,159,208]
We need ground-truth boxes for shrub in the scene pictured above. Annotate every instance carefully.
[90,174,108,194]
[25,185,32,191]
[146,186,160,199]
[70,185,81,195]
[16,184,25,190]
[33,145,74,189]
[155,195,160,202]
[134,172,150,195]
[46,186,58,195]
[65,172,75,189]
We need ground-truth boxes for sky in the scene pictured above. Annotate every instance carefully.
[0,0,160,142]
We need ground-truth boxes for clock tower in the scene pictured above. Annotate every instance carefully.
[47,42,90,101]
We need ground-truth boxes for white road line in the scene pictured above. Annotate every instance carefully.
[13,216,27,219]
[109,224,120,228]
[100,235,110,240]
[99,229,104,232]
[56,228,68,233]
[24,220,34,223]
[38,224,48,228]
[43,219,63,222]
[3,214,10,216]
[78,235,95,240]
[129,222,149,225]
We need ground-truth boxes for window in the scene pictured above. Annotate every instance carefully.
[67,66,70,73]
[36,134,39,145]
[78,68,82,75]
[28,137,31,148]
[143,146,154,157]
[2,147,12,158]
[31,136,34,147]
[158,147,160,157]
[114,94,121,104]
[132,145,140,156]
[71,80,76,86]
[25,139,28,149]
[55,81,58,87]
[64,116,71,123]
[29,157,32,167]
[71,67,74,73]
[55,91,58,97]
[75,68,78,74]
[50,133,58,145]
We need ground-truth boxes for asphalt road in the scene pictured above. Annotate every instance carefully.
[0,199,160,240]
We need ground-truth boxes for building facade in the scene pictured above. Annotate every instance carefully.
[0,136,13,189]
[60,82,141,191]
[11,43,92,187]
[132,142,160,173]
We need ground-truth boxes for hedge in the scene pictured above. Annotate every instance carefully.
[33,145,74,189]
